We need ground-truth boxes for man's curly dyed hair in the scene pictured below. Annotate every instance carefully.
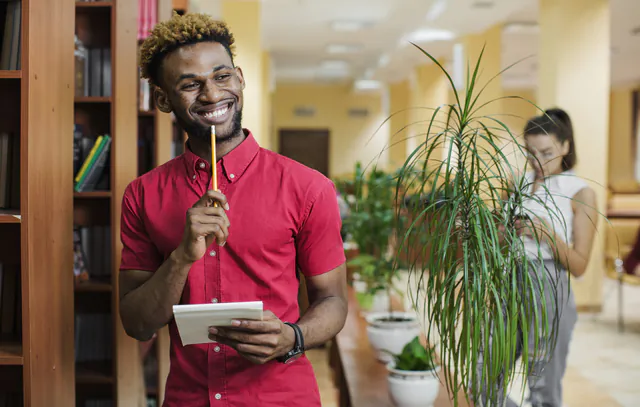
[139,12,236,86]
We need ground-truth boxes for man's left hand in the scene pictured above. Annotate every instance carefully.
[208,310,295,365]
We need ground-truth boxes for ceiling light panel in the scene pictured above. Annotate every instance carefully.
[326,44,364,54]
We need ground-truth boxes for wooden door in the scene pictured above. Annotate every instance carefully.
[279,129,330,176]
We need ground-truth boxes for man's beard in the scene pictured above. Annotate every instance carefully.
[176,109,243,143]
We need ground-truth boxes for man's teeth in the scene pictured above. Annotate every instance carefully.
[203,106,229,119]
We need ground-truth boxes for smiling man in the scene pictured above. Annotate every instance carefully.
[117,13,348,407]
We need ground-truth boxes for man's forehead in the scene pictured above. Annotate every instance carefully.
[167,42,231,67]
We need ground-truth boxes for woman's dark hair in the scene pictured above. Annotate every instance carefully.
[523,107,577,171]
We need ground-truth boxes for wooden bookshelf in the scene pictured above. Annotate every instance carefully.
[74,191,112,198]
[135,2,176,405]
[0,210,20,223]
[75,96,112,103]
[0,70,21,79]
[76,1,114,8]
[0,0,76,405]
[0,343,23,365]
[72,0,142,405]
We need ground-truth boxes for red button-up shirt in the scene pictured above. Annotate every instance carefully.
[119,131,345,407]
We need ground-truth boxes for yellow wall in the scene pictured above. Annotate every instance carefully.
[461,24,504,124]
[407,63,450,169]
[272,83,389,177]
[608,86,637,191]
[538,0,611,309]
[221,1,268,148]
[388,80,411,171]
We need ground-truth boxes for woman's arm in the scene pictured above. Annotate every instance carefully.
[534,187,598,277]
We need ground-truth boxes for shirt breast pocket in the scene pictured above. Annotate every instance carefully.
[231,205,296,261]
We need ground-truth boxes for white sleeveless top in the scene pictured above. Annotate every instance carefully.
[519,170,588,261]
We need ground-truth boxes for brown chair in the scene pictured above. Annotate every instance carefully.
[604,216,640,332]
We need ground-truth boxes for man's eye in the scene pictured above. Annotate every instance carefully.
[216,74,231,80]
[183,83,198,90]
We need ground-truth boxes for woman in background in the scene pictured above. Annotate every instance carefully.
[475,108,598,407]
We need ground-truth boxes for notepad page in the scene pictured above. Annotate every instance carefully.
[173,301,264,346]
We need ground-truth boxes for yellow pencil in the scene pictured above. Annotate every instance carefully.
[211,125,218,207]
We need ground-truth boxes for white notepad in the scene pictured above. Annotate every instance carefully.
[173,301,264,346]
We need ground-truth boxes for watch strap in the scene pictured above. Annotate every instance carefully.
[284,322,304,351]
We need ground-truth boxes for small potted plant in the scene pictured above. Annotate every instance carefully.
[386,336,440,407]
[342,163,421,362]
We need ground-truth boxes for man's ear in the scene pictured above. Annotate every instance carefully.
[154,85,172,113]
[235,66,246,90]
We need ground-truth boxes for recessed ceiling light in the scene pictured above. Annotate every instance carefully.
[503,22,539,34]
[354,80,382,92]
[401,28,455,45]
[331,20,371,32]
[321,60,350,70]
[326,44,364,54]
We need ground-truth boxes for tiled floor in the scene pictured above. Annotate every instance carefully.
[309,278,640,407]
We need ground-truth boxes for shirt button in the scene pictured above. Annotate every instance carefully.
[229,173,235,179]
[209,250,216,257]
[192,174,196,180]
[199,162,206,169]
[215,393,222,400]
[212,298,218,303]
[214,346,220,352]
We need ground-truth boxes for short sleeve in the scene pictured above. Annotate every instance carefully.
[119,182,164,272]
[295,178,346,277]
[561,172,588,199]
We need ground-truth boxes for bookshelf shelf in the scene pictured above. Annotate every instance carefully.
[74,191,111,199]
[75,281,112,292]
[75,96,112,103]
[0,210,21,223]
[139,109,155,117]
[0,343,23,365]
[76,362,114,384]
[0,71,21,79]
[75,1,113,8]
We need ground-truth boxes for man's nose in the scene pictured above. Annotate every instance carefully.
[198,80,222,103]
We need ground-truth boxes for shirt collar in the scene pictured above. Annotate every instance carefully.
[182,129,260,184]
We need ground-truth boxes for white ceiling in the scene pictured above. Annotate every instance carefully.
[190,0,640,89]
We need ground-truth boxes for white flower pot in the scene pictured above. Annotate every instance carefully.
[365,312,421,363]
[352,282,390,315]
[387,361,441,407]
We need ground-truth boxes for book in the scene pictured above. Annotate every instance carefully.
[172,301,264,346]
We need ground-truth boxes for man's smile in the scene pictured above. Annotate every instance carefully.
[195,100,235,126]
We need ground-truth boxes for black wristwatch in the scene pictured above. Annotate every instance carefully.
[277,322,304,364]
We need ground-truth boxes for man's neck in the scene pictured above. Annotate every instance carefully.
[187,130,247,164]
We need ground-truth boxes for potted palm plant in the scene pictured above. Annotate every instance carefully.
[386,336,440,407]
[385,44,590,405]
[343,163,421,363]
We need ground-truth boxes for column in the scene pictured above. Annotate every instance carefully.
[537,0,611,310]
[388,80,411,171]
[459,24,504,122]
[261,51,273,151]
[407,62,450,172]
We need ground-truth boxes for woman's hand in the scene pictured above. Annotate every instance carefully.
[516,217,557,243]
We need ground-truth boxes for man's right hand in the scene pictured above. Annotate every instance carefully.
[176,190,230,263]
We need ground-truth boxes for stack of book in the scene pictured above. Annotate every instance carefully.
[0,0,21,70]
[0,132,19,209]
[74,133,112,193]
